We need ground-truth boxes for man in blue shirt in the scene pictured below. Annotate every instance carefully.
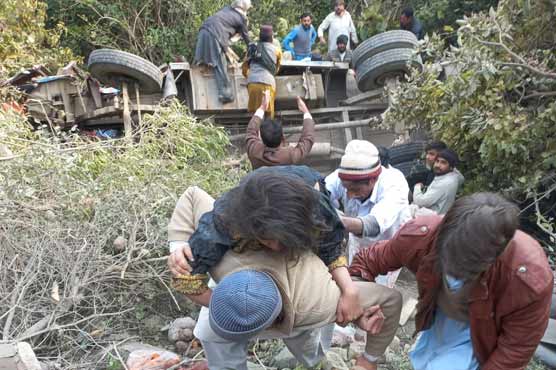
[282,12,317,61]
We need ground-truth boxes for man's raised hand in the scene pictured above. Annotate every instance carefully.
[296,96,309,114]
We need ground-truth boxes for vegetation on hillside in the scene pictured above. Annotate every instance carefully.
[0,103,245,367]
[43,0,500,64]
[383,0,556,255]
[0,0,75,78]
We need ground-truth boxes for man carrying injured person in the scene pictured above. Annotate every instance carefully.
[167,166,402,370]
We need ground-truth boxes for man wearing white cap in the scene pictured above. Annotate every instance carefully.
[326,140,412,263]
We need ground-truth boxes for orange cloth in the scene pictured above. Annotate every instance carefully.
[246,83,276,118]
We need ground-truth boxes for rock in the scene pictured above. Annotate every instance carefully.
[174,341,189,353]
[323,351,349,370]
[348,341,366,359]
[45,210,56,221]
[399,297,418,326]
[330,325,355,346]
[387,336,401,353]
[113,236,127,252]
[0,342,42,370]
[17,342,42,370]
[168,317,197,343]
[271,347,297,369]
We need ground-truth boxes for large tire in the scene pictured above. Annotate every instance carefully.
[88,49,163,93]
[352,30,419,69]
[393,159,428,179]
[389,141,426,165]
[355,48,423,92]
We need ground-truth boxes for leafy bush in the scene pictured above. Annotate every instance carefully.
[0,102,245,366]
[45,0,332,64]
[0,0,75,79]
[383,1,556,252]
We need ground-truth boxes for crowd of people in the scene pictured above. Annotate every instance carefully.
[194,0,423,105]
[166,110,553,370]
[167,1,554,370]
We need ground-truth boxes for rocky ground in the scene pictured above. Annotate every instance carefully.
[119,268,548,370]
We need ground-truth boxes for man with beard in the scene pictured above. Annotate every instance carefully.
[282,12,317,61]
[325,140,411,262]
[326,35,353,64]
[413,148,464,215]
[318,0,358,52]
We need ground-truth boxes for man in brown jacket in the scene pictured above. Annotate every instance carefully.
[245,90,315,169]
[349,192,553,370]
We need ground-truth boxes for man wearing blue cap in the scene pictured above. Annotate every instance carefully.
[168,168,403,370]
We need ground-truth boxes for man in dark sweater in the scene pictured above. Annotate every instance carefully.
[400,7,425,40]
[194,0,252,103]
[245,90,315,169]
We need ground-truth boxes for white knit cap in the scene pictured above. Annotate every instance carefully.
[232,0,252,11]
[338,140,382,181]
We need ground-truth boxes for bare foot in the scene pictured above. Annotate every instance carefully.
[353,355,378,370]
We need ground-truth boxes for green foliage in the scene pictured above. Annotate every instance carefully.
[383,2,556,251]
[36,0,502,66]
[414,0,499,34]
[45,0,332,64]
[0,0,75,78]
[0,102,244,366]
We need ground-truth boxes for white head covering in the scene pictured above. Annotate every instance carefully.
[232,0,252,12]
[338,140,382,181]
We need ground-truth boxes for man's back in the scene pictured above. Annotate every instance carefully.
[210,248,341,333]
[245,114,315,169]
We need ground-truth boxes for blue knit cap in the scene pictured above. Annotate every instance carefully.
[209,270,282,341]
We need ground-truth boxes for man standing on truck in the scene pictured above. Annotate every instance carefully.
[350,192,553,370]
[245,90,315,169]
[318,0,358,52]
[194,0,253,103]
[282,12,317,61]
[242,25,282,118]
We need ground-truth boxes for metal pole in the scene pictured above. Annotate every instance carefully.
[228,118,378,142]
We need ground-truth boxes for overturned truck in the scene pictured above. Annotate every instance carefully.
[14,30,423,172]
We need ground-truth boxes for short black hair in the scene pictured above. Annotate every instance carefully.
[425,140,447,152]
[401,7,414,17]
[260,119,283,148]
[259,25,273,43]
[437,192,519,280]
[300,12,312,19]
[377,146,390,167]
[437,148,459,168]
[336,34,349,45]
